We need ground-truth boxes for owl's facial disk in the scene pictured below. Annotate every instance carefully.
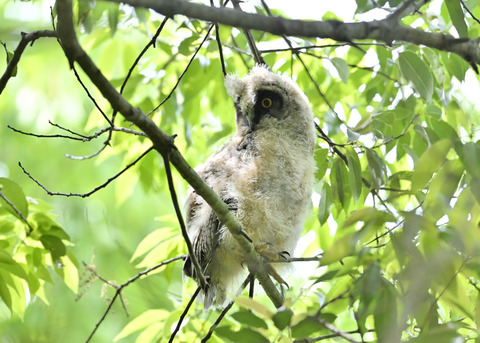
[249,89,284,130]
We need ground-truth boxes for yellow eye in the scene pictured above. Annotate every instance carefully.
[261,97,273,108]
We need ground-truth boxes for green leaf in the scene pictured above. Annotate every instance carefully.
[317,183,333,225]
[331,158,348,208]
[231,310,268,329]
[320,231,356,266]
[0,272,12,311]
[355,262,381,320]
[214,326,238,342]
[40,235,66,262]
[291,316,322,338]
[107,3,120,36]
[0,251,28,281]
[346,147,362,203]
[374,281,400,342]
[398,51,434,101]
[457,141,480,178]
[443,52,469,81]
[422,159,463,222]
[0,178,28,220]
[445,0,468,37]
[331,57,349,83]
[365,149,386,190]
[114,309,169,341]
[314,148,329,181]
[272,308,293,330]
[342,207,395,229]
[411,138,453,191]
[233,328,269,343]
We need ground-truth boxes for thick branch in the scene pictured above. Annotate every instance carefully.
[56,0,284,308]
[110,0,480,66]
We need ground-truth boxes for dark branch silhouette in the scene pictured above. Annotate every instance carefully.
[108,0,480,70]
[19,147,153,198]
[84,255,186,343]
[0,30,59,94]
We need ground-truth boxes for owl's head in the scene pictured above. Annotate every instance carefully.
[225,65,313,133]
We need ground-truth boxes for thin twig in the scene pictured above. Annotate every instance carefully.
[168,286,201,343]
[260,42,398,54]
[201,275,251,342]
[163,152,208,290]
[148,22,216,116]
[387,0,420,22]
[19,147,153,198]
[110,16,170,126]
[232,0,266,66]
[85,255,186,343]
[8,123,146,142]
[72,66,112,125]
[371,114,419,149]
[210,0,227,76]
[459,0,480,24]
[422,256,469,328]
[313,316,361,343]
[0,30,58,94]
[270,255,322,263]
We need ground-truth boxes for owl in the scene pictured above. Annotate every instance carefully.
[183,65,316,308]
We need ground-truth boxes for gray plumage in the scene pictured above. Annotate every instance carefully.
[183,65,316,308]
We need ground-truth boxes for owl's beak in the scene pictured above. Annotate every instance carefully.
[235,105,252,131]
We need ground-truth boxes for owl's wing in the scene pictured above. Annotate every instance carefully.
[183,184,238,308]
[182,194,222,280]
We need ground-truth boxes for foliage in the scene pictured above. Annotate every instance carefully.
[2,0,480,342]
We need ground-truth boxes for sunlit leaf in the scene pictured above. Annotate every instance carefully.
[236,297,273,318]
[114,309,169,341]
[0,178,28,220]
[442,52,469,82]
[411,138,452,191]
[331,157,349,209]
[366,148,386,190]
[398,51,434,101]
[346,147,362,203]
[231,310,268,329]
[331,57,349,83]
[317,183,333,225]
[40,235,67,262]
[445,0,468,37]
[291,316,321,339]
[0,251,28,281]
[320,231,356,266]
[272,308,293,330]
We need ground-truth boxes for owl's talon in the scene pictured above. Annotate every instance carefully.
[266,264,289,289]
[255,243,290,261]
[279,251,290,259]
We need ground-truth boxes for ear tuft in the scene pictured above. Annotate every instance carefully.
[224,74,244,99]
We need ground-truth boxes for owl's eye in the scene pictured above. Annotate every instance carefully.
[261,97,273,109]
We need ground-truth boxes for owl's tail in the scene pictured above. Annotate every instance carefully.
[183,255,222,309]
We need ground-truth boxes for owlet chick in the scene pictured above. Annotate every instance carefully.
[183,65,316,308]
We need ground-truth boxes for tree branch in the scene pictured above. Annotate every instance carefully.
[109,0,480,68]
[56,0,284,308]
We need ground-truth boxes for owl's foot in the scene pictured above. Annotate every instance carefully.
[254,243,290,288]
[254,242,290,261]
